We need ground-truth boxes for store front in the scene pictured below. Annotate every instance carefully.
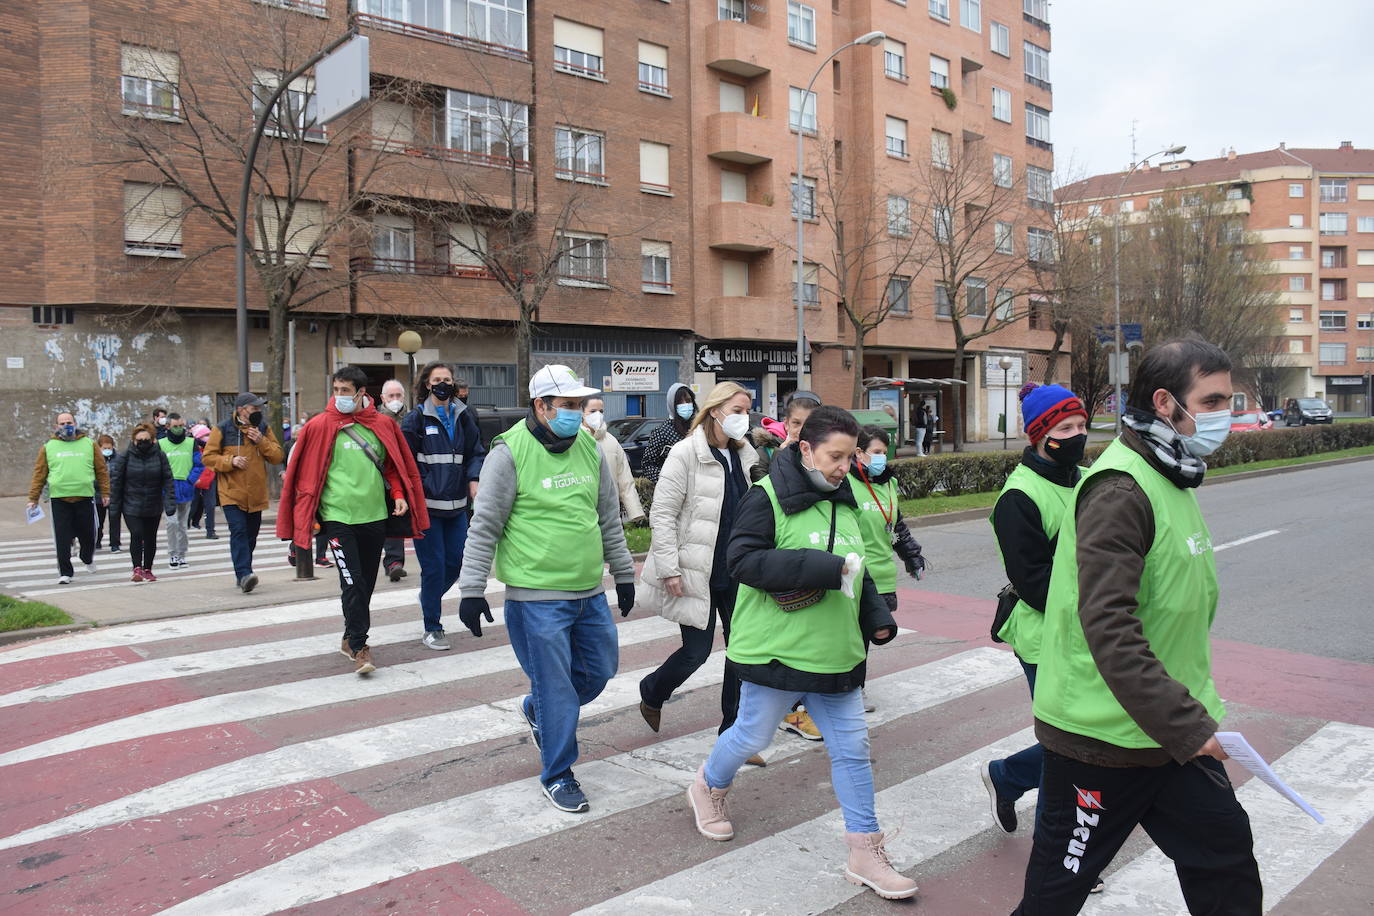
[1324,375,1370,416]
[694,341,811,418]
[535,327,690,420]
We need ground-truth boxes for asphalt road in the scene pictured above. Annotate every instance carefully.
[906,458,1374,664]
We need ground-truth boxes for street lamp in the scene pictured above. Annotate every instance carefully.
[794,30,886,391]
[1111,144,1186,429]
[397,329,422,393]
[998,355,1014,449]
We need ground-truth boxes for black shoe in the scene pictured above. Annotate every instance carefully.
[520,695,542,750]
[979,762,1018,833]
[205,533,220,540]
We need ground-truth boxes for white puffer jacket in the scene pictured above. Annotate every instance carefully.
[637,426,758,629]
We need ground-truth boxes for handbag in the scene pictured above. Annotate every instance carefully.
[772,502,839,613]
[340,425,413,538]
[194,467,216,490]
[990,583,1019,643]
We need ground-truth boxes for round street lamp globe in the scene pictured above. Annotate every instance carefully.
[998,355,1014,370]
[397,330,422,354]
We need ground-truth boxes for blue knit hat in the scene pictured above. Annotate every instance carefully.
[1019,383,1087,444]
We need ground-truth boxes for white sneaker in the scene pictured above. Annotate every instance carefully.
[57,575,72,585]
[84,562,98,574]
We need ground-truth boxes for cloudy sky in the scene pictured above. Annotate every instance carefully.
[1051,0,1374,180]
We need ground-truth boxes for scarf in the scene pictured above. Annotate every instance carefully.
[1119,407,1206,489]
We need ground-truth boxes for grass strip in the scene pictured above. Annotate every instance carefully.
[0,595,74,632]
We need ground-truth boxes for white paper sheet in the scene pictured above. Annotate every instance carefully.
[1216,731,1325,824]
[25,504,45,525]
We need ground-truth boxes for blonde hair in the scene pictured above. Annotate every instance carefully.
[689,382,751,447]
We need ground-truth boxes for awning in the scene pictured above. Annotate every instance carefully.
[862,376,968,389]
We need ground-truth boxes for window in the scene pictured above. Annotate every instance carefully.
[553,18,604,78]
[787,1,816,48]
[121,45,179,119]
[371,214,415,272]
[834,139,843,171]
[886,276,911,314]
[1359,216,1374,233]
[1181,192,1203,207]
[1288,339,1304,355]
[1119,199,1134,214]
[1087,204,1102,218]
[1289,182,1305,198]
[719,81,746,113]
[1288,245,1304,260]
[1023,42,1050,89]
[885,116,908,158]
[960,0,980,31]
[1357,314,1373,330]
[994,220,1013,253]
[1361,185,1374,201]
[1289,308,1305,323]
[1226,186,1244,200]
[1319,343,1347,365]
[558,232,609,286]
[1319,212,1348,235]
[931,129,951,168]
[554,126,606,183]
[883,38,907,80]
[1321,279,1344,301]
[832,59,840,90]
[639,140,671,194]
[1028,298,1052,330]
[789,86,817,132]
[1025,103,1051,147]
[1289,214,1305,228]
[721,170,748,202]
[990,21,1010,56]
[887,195,911,236]
[638,42,669,94]
[1359,250,1374,266]
[1359,346,1374,362]
[1028,226,1054,261]
[257,197,327,266]
[933,205,952,243]
[1319,310,1348,330]
[792,261,820,305]
[1027,165,1052,204]
[993,153,1013,188]
[371,100,415,147]
[965,278,987,316]
[791,175,817,218]
[990,86,1012,123]
[253,70,324,142]
[1288,276,1306,292]
[446,222,489,272]
[995,287,1014,320]
[358,0,527,56]
[1360,281,1374,298]
[32,306,75,325]
[123,183,183,256]
[1149,196,1163,209]
[446,90,528,166]
[1321,247,1345,268]
[1023,0,1048,25]
[934,284,952,317]
[719,0,746,21]
[722,259,749,296]
[929,0,950,22]
[641,240,672,293]
[929,55,950,89]
[1320,178,1348,202]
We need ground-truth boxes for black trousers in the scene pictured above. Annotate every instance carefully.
[125,514,162,570]
[323,519,386,652]
[639,587,740,734]
[383,537,406,568]
[52,498,96,578]
[1012,748,1261,916]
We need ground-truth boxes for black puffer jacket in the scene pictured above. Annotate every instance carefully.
[111,445,175,518]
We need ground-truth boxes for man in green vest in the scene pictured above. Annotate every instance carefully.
[28,411,110,585]
[456,364,636,815]
[1012,338,1261,915]
[160,412,199,570]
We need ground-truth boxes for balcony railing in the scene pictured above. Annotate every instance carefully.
[640,180,672,196]
[355,13,529,61]
[554,165,608,184]
[253,0,328,16]
[351,256,496,279]
[642,278,674,293]
[357,134,532,172]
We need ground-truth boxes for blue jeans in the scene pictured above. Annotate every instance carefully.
[705,681,879,834]
[413,512,468,632]
[221,505,261,581]
[990,657,1045,817]
[504,593,619,787]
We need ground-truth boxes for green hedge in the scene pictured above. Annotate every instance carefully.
[630,423,1374,509]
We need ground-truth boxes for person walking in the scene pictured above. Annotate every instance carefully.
[980,385,1091,848]
[686,406,914,900]
[378,379,411,582]
[27,412,110,585]
[456,364,636,814]
[159,413,204,569]
[94,434,121,552]
[110,424,175,582]
[1012,339,1260,915]
[278,366,429,674]
[187,424,219,540]
[923,401,938,455]
[911,402,927,456]
[641,382,697,483]
[581,396,644,523]
[401,361,484,650]
[637,383,757,747]
[202,393,284,593]
[749,390,820,483]
[150,407,170,439]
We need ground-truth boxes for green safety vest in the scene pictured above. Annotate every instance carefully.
[159,436,194,481]
[1033,439,1225,748]
[728,477,868,674]
[43,438,95,498]
[493,421,604,592]
[849,470,899,595]
[990,463,1074,664]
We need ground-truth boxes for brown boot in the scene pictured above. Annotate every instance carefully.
[352,645,376,675]
[844,831,918,900]
[686,765,734,841]
[639,700,661,732]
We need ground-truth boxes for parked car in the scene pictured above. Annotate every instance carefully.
[1284,398,1334,426]
[1230,409,1272,432]
[609,416,666,477]
[474,406,529,449]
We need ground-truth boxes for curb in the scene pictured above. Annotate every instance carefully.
[0,622,94,647]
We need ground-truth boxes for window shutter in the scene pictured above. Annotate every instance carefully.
[124,183,182,247]
[721,170,748,202]
[885,116,905,144]
[638,41,667,68]
[639,141,670,187]
[722,260,749,296]
[883,38,904,59]
[260,197,326,258]
[371,101,414,144]
[641,239,671,259]
[122,45,178,82]
[553,18,603,56]
[718,81,746,113]
[448,223,488,267]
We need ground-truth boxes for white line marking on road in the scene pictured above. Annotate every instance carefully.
[1213,529,1281,552]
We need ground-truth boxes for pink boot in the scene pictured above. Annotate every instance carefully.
[844,831,918,900]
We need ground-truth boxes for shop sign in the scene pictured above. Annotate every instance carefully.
[610,359,660,391]
[695,341,810,375]
[1327,376,1364,386]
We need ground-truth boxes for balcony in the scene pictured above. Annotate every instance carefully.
[356,12,529,61]
[708,296,799,342]
[705,112,775,165]
[705,19,769,77]
[1217,197,1253,216]
[352,135,533,207]
[351,256,498,280]
[708,202,775,253]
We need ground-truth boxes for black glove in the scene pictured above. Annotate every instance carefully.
[903,554,926,581]
[616,582,635,617]
[458,596,493,637]
[894,521,926,581]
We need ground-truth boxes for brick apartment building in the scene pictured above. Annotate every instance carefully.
[0,0,1060,495]
[1058,143,1374,417]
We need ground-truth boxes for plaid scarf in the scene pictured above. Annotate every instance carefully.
[1119,408,1206,489]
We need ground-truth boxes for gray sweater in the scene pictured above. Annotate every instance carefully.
[457,435,635,602]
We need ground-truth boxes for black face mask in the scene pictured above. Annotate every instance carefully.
[167,428,187,443]
[430,381,455,402]
[134,440,155,454]
[1043,433,1088,467]
[246,410,263,427]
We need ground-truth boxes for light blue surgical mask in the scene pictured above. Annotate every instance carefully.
[1173,396,1231,458]
[675,403,695,420]
[550,407,583,438]
[866,453,887,475]
[334,395,357,414]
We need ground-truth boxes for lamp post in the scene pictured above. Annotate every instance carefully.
[998,355,1014,449]
[794,30,886,391]
[1111,144,1187,429]
[397,329,422,393]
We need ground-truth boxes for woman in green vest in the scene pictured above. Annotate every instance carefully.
[686,406,916,901]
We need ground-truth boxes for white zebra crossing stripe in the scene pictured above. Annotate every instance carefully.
[153,647,1021,916]
[1089,720,1374,914]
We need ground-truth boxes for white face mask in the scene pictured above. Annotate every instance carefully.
[385,399,405,414]
[584,410,605,430]
[719,412,750,442]
[1172,397,1232,458]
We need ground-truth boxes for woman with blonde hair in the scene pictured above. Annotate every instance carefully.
[637,382,760,745]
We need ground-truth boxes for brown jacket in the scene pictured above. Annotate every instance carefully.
[201,418,284,513]
[29,433,110,503]
[1035,427,1218,767]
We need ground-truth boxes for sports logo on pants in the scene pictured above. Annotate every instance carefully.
[1063,785,1103,874]
[329,538,353,585]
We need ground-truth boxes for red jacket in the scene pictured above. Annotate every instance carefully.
[276,399,431,549]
